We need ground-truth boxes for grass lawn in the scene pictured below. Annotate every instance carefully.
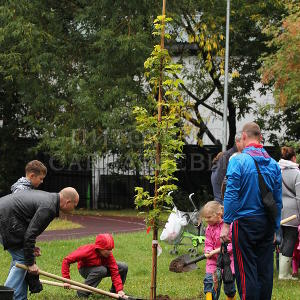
[0,231,299,299]
[45,217,82,231]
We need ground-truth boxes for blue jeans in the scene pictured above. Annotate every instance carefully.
[5,248,28,300]
[204,273,236,300]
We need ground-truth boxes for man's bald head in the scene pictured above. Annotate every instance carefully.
[242,122,261,139]
[241,122,262,146]
[59,187,79,212]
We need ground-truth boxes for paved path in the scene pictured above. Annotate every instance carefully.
[38,215,145,241]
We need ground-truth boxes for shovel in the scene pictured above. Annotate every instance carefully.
[169,215,297,273]
[169,248,220,273]
[40,279,91,293]
[16,263,145,300]
[280,214,297,225]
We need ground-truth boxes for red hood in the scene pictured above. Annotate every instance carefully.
[95,234,114,250]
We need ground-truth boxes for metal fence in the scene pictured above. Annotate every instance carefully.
[92,154,153,209]
[40,158,92,209]
[38,145,281,209]
[91,146,222,209]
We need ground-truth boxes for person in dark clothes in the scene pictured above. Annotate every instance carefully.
[0,188,79,300]
[211,133,243,203]
[211,151,224,201]
[278,146,300,279]
[11,159,48,295]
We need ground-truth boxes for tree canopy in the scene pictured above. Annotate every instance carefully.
[166,0,286,146]
[0,0,295,193]
[0,0,160,192]
[260,0,300,109]
[255,0,300,145]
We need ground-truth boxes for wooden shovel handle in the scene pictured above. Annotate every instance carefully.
[280,214,297,225]
[40,279,91,293]
[15,263,120,299]
[185,248,220,266]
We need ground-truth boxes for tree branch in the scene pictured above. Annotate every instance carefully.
[184,107,221,145]
[192,106,221,145]
[185,115,200,128]
[180,81,222,116]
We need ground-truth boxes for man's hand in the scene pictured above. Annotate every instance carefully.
[220,223,231,243]
[34,247,41,257]
[28,263,39,275]
[63,283,71,289]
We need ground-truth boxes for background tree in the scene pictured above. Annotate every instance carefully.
[166,0,285,146]
[0,0,292,194]
[27,0,161,163]
[0,1,70,193]
[258,0,300,146]
[260,0,300,109]
[255,103,300,145]
[0,0,160,192]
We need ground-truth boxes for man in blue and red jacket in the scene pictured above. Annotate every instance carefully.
[220,122,282,300]
[61,233,128,298]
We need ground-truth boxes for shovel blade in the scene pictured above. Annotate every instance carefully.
[121,296,147,300]
[182,263,198,272]
[169,254,193,273]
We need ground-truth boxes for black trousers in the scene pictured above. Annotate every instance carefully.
[280,226,299,257]
[232,216,274,300]
[77,262,128,297]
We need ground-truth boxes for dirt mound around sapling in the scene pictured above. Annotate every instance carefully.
[157,296,171,300]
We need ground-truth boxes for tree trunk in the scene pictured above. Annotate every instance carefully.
[150,228,158,299]
[150,1,166,299]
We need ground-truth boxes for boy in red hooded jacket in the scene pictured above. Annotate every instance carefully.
[61,233,128,298]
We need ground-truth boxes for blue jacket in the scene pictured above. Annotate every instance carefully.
[223,145,282,230]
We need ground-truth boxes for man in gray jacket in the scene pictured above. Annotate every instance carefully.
[278,146,300,279]
[0,187,79,300]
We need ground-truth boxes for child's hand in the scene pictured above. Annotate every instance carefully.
[63,283,71,289]
[118,290,126,298]
[205,252,213,258]
[205,248,221,258]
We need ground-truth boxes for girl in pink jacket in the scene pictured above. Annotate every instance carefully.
[292,225,300,277]
[200,201,236,300]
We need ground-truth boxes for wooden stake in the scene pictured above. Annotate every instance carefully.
[151,1,166,299]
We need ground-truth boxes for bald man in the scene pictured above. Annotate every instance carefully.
[0,187,79,300]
